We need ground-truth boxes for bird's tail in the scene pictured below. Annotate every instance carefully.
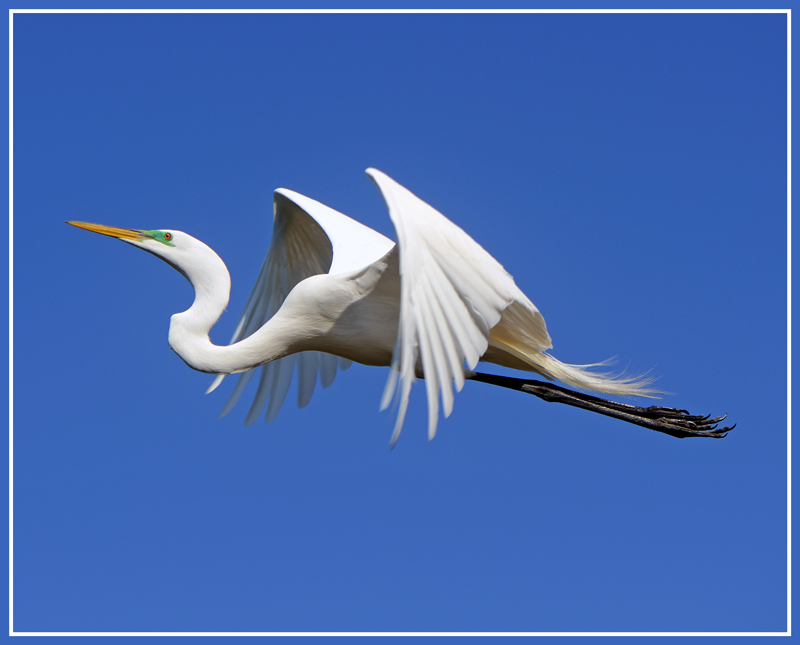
[488,331,661,398]
[524,351,661,398]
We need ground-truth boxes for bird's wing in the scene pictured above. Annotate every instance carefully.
[210,190,382,424]
[367,168,551,446]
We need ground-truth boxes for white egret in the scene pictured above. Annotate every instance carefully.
[68,169,731,443]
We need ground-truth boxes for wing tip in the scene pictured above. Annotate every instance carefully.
[365,167,390,189]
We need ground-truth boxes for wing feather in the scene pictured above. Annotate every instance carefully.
[319,352,338,389]
[414,303,440,440]
[217,368,256,417]
[296,351,317,409]
[214,192,355,423]
[264,355,296,424]
[367,168,549,445]
[420,275,461,406]
[245,361,276,426]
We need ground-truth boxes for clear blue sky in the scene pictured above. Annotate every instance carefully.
[11,11,787,633]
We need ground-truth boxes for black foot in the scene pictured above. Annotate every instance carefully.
[470,373,734,439]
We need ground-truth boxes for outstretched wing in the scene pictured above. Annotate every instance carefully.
[367,168,551,446]
[209,190,354,424]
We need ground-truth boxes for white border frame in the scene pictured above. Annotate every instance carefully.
[7,8,791,637]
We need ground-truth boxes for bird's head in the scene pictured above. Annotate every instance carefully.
[67,220,184,262]
[66,221,230,300]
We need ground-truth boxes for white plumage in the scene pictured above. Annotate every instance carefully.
[68,168,656,445]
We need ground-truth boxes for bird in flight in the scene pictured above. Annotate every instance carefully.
[68,168,732,444]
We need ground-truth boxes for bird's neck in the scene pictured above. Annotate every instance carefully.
[166,245,295,375]
[166,244,231,371]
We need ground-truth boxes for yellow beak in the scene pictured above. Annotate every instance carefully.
[66,221,145,242]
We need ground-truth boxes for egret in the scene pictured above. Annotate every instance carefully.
[67,168,732,444]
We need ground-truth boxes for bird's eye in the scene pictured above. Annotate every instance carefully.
[164,232,172,240]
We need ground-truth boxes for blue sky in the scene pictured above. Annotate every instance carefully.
[11,11,787,633]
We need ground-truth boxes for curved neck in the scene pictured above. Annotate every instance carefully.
[166,244,292,375]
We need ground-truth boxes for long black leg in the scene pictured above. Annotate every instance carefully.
[469,372,733,439]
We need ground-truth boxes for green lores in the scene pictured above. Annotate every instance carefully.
[142,230,175,247]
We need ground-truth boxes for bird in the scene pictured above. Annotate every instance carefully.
[67,168,732,444]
